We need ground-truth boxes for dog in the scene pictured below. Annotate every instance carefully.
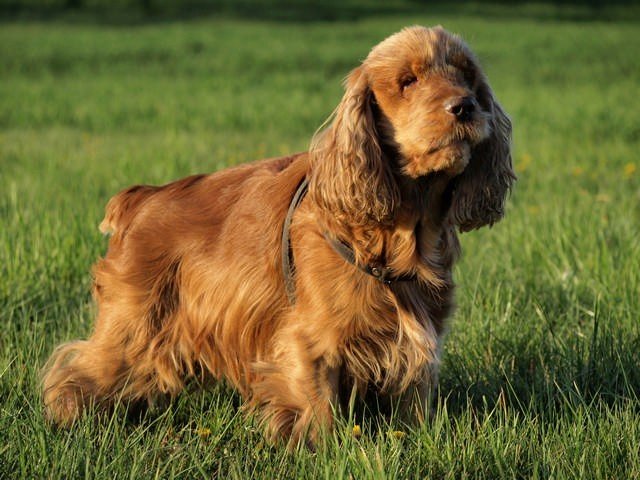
[42,25,514,447]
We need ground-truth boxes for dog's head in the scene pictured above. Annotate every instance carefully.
[309,25,515,231]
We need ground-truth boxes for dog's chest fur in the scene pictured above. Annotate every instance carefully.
[327,217,457,395]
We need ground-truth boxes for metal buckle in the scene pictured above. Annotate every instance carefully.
[370,265,393,284]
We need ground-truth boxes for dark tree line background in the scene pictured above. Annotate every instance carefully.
[1,0,637,22]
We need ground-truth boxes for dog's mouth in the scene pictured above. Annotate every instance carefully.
[402,138,473,178]
[406,115,490,177]
[447,112,491,146]
[434,141,472,174]
[426,139,470,156]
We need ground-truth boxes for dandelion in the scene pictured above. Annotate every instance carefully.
[517,153,532,172]
[527,206,540,215]
[352,424,362,438]
[388,430,406,440]
[195,427,212,438]
[624,163,636,177]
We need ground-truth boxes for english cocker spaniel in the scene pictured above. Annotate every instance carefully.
[42,26,514,447]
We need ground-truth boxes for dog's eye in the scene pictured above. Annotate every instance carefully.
[399,75,417,92]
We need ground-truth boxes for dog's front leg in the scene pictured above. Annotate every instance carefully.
[253,333,340,449]
[290,355,341,448]
[393,361,439,426]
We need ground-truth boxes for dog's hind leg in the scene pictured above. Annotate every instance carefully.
[42,337,134,426]
[42,252,187,425]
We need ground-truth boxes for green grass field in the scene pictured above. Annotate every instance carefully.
[1,2,640,478]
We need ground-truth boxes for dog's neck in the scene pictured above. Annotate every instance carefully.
[317,164,457,276]
[395,170,455,224]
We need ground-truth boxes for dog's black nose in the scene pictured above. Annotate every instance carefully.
[445,96,475,121]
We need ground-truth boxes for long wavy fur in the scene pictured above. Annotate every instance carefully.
[308,65,400,227]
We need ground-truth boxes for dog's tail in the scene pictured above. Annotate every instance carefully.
[99,184,160,235]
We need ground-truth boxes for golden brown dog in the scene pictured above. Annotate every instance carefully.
[42,25,514,447]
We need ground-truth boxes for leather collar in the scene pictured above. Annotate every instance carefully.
[322,233,416,285]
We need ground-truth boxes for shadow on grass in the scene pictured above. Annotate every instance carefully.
[2,0,640,24]
[441,305,640,419]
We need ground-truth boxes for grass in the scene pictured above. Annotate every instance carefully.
[1,3,640,478]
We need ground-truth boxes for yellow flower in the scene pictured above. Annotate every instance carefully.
[195,427,212,438]
[517,153,532,172]
[624,163,636,177]
[352,425,362,438]
[389,430,406,440]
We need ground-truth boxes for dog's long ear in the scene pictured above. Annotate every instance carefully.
[448,76,516,232]
[309,66,399,226]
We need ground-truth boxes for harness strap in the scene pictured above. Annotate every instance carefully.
[281,177,309,304]
[281,177,416,304]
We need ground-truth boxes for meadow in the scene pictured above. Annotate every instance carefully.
[1,2,640,478]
